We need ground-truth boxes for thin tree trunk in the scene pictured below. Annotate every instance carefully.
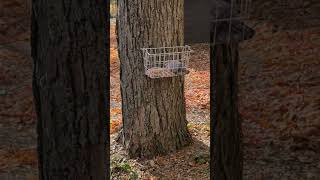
[117,0,191,158]
[31,0,109,179]
[210,42,243,180]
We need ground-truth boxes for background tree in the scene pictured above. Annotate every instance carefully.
[117,0,192,158]
[209,0,254,178]
[31,0,109,179]
[210,42,243,180]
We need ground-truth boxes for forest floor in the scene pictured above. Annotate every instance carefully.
[1,1,320,179]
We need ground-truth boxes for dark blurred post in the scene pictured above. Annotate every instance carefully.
[31,0,109,179]
[210,40,242,180]
[209,0,256,178]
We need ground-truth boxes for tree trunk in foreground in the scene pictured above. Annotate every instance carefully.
[32,0,109,179]
[117,0,191,158]
[210,42,243,180]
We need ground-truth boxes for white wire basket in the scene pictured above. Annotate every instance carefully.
[141,46,193,78]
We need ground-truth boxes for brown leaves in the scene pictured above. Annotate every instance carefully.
[110,107,122,134]
[0,148,37,171]
[185,70,210,110]
[110,118,122,134]
[185,88,209,110]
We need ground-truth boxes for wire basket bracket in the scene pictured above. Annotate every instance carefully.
[141,46,193,78]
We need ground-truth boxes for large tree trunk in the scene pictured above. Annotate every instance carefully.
[210,42,243,180]
[117,0,191,158]
[31,0,109,179]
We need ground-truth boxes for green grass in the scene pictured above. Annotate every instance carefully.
[111,161,140,180]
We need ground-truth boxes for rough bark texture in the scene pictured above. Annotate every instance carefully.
[31,0,109,179]
[117,0,191,158]
[210,42,243,180]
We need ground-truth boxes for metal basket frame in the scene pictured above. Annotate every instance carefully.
[141,46,193,78]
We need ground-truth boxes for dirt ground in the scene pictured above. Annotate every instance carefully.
[1,0,320,179]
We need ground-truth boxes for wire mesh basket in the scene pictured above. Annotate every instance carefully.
[210,0,254,44]
[141,46,193,78]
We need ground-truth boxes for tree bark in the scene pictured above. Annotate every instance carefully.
[210,42,243,180]
[117,0,191,158]
[31,0,109,179]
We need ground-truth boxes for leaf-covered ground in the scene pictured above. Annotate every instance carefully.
[1,0,320,179]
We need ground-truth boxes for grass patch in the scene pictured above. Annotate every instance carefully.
[193,153,210,165]
[111,161,140,180]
